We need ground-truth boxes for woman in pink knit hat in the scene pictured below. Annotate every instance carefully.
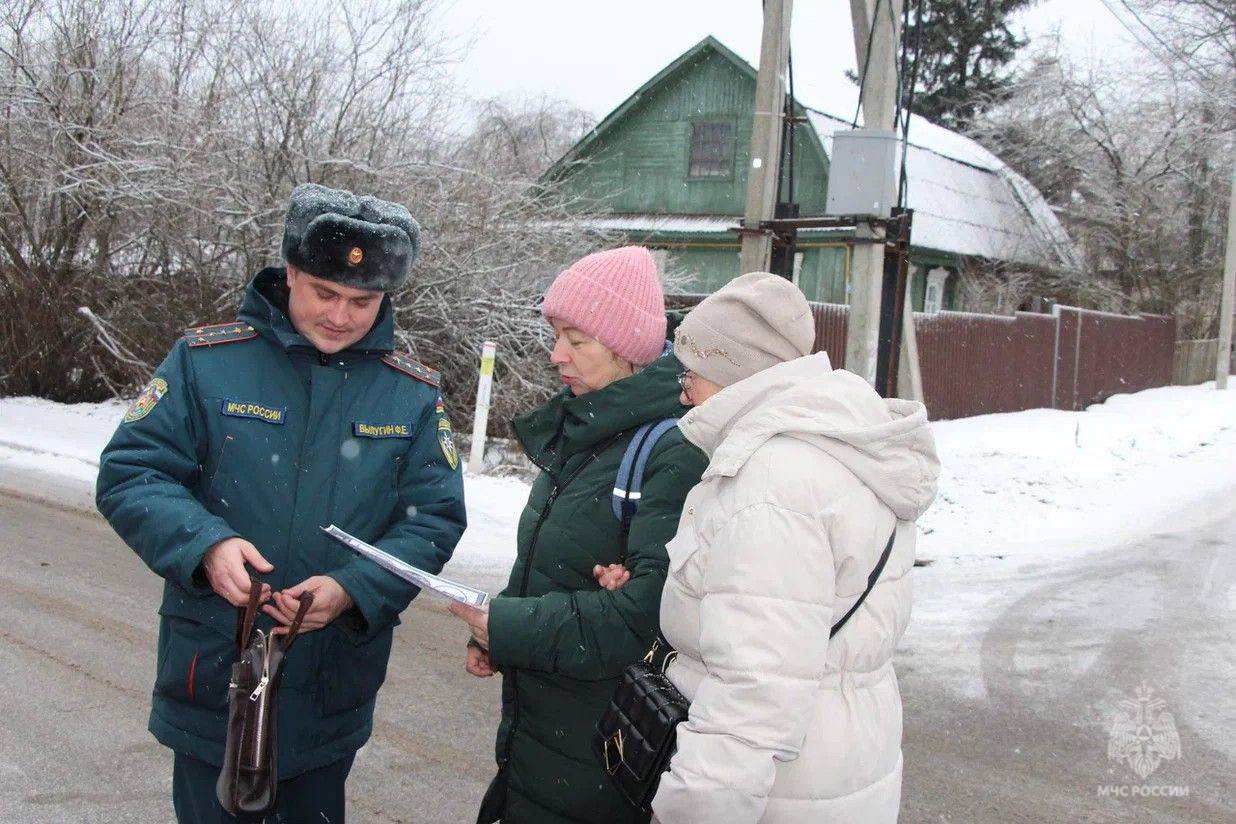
[449,247,708,824]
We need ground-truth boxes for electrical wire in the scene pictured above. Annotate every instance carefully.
[889,0,907,136]
[852,0,911,139]
[852,0,886,127]
[898,0,925,208]
[895,0,911,174]
[785,44,797,205]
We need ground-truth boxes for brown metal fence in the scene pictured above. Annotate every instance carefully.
[810,303,849,369]
[1055,307,1176,410]
[669,294,1178,420]
[913,310,1058,419]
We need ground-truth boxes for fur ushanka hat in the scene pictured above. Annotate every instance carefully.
[281,183,421,292]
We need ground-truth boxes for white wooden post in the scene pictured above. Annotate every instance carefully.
[468,341,497,473]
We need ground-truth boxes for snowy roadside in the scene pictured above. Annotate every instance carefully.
[2,382,1235,588]
[917,382,1236,562]
[0,397,528,594]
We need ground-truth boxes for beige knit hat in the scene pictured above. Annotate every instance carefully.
[674,272,815,387]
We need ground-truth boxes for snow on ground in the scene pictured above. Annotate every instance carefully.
[2,382,1235,593]
[0,398,128,485]
[917,383,1236,562]
[0,395,528,593]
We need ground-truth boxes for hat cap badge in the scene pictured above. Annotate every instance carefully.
[347,246,364,265]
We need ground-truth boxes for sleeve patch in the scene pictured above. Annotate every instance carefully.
[437,417,458,470]
[124,377,169,423]
[381,352,441,387]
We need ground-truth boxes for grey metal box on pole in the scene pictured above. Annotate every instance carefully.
[825,129,898,218]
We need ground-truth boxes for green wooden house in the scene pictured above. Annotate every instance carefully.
[540,36,1079,311]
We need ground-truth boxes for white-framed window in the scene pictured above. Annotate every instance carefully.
[688,121,735,178]
[924,266,949,314]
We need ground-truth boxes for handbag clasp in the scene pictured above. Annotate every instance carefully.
[603,729,625,775]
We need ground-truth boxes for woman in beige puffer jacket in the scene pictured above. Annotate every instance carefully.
[645,272,940,824]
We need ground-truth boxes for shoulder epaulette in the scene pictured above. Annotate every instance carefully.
[382,352,440,387]
[183,321,258,348]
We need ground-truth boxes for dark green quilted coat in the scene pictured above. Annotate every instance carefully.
[481,354,707,823]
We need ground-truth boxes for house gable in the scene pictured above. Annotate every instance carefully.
[543,37,829,217]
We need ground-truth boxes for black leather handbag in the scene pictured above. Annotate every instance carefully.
[592,637,685,813]
[593,529,897,813]
[215,576,313,817]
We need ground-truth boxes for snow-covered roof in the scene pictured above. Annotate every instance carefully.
[544,36,1080,270]
[806,109,1080,269]
[568,214,847,235]
[569,215,739,234]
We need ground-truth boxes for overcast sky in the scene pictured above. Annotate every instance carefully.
[436,0,1133,121]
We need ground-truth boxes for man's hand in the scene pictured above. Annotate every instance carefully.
[201,537,273,606]
[593,563,631,591]
[466,644,496,677]
[448,602,490,649]
[264,576,354,635]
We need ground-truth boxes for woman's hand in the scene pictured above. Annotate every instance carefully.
[448,601,491,649]
[592,563,631,590]
[466,644,496,677]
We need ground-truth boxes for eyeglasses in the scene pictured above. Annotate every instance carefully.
[677,370,693,393]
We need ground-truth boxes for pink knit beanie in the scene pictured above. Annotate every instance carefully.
[541,246,667,366]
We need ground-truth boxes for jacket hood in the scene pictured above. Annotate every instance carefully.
[678,352,939,520]
[238,267,396,355]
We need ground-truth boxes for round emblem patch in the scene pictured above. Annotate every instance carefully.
[347,246,364,265]
[123,377,169,423]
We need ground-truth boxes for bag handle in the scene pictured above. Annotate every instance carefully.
[275,592,315,654]
[829,527,897,638]
[236,572,264,651]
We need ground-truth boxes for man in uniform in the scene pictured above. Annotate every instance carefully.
[96,183,467,822]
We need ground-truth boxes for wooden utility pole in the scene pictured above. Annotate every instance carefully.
[845,0,903,385]
[739,0,793,275]
[1217,152,1235,389]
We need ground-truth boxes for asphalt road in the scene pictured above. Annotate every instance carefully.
[0,489,500,824]
[899,512,1236,823]
[2,485,1233,823]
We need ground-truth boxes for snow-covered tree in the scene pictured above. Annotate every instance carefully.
[0,0,608,429]
[968,38,1232,337]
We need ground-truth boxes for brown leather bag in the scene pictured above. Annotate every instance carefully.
[215,576,313,816]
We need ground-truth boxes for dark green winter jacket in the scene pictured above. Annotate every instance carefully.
[95,267,467,777]
[480,354,708,824]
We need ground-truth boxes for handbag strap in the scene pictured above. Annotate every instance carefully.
[829,528,896,639]
[235,572,264,651]
[643,634,677,673]
[274,591,315,655]
[645,526,898,665]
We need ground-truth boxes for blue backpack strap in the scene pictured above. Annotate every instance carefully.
[612,418,681,564]
[627,418,680,508]
[612,422,654,521]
